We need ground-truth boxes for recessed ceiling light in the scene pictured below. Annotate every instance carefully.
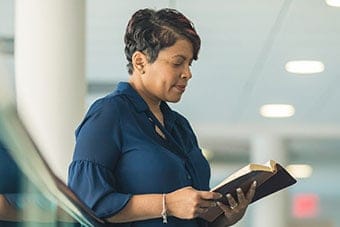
[285,60,325,74]
[286,164,313,179]
[326,0,340,7]
[260,104,295,118]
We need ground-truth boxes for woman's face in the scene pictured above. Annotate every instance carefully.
[141,38,194,104]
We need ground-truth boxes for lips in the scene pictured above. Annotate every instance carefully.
[175,85,186,93]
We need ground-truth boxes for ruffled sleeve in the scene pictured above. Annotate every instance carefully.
[68,98,131,218]
[68,160,132,218]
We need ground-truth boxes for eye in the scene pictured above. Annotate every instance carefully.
[172,61,184,67]
[173,60,184,65]
[170,56,193,67]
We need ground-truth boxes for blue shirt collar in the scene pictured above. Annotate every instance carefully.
[115,82,149,113]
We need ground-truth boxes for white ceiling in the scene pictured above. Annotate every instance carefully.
[86,0,340,142]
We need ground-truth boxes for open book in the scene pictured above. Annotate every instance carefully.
[199,160,297,222]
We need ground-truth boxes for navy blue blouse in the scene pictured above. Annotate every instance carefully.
[68,82,211,226]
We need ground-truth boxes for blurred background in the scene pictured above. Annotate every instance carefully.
[1,0,340,226]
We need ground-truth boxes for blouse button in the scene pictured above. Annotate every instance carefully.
[187,175,192,180]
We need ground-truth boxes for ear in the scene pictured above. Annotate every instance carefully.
[132,51,148,74]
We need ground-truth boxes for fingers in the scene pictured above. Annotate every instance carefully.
[169,185,256,220]
[236,188,245,202]
[246,181,257,201]
[196,207,210,215]
[216,201,231,212]
[199,191,223,200]
[233,181,257,206]
[195,191,219,210]
[192,199,217,217]
[169,187,223,218]
[217,191,246,217]
[198,200,218,209]
[227,193,238,209]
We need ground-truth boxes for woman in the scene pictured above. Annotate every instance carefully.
[68,8,256,226]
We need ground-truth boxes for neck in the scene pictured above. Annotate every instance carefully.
[128,76,162,115]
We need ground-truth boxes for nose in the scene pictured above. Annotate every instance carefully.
[181,65,192,80]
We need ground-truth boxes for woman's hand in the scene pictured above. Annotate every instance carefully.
[214,181,257,226]
[166,186,222,219]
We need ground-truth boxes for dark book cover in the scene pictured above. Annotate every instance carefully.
[199,162,297,222]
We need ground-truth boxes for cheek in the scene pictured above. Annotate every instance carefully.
[153,72,175,86]
[163,70,181,83]
[148,65,180,88]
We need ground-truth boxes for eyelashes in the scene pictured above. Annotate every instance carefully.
[173,62,183,66]
[172,61,192,67]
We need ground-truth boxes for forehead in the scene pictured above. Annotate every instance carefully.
[158,39,194,59]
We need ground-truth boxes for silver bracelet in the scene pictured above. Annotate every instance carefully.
[161,193,168,224]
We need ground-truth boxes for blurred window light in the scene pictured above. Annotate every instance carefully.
[286,164,313,179]
[201,148,214,161]
[326,0,340,7]
[285,60,325,74]
[260,104,295,118]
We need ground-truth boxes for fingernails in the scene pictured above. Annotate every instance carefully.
[236,188,242,193]
[253,181,257,186]
[217,193,223,198]
[227,193,232,198]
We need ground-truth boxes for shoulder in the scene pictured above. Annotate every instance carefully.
[88,93,126,115]
[75,93,131,137]
[84,92,134,122]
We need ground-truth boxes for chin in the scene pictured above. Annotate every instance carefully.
[167,96,182,103]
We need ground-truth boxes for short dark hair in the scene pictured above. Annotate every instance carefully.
[124,8,201,74]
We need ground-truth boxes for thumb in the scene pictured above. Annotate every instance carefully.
[199,191,223,200]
